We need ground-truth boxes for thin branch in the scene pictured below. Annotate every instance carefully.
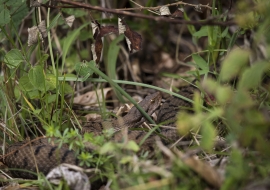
[48,0,236,26]
[127,0,160,15]
[117,1,213,11]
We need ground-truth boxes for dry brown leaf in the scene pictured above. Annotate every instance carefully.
[73,88,112,106]
[27,20,47,46]
[118,18,142,53]
[91,21,118,63]
[28,26,39,46]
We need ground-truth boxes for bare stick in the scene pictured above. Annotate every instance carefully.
[47,0,236,26]
[117,1,213,11]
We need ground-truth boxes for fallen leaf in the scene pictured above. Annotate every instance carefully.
[73,88,112,106]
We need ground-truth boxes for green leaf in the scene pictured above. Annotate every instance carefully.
[6,0,23,6]
[120,156,133,164]
[10,2,29,27]
[221,27,229,38]
[193,26,208,37]
[208,26,220,48]
[47,13,61,31]
[46,74,57,90]
[33,108,42,115]
[0,8,10,26]
[238,61,270,89]
[192,54,209,71]
[28,65,46,92]
[216,86,233,105]
[19,75,35,92]
[62,22,90,69]
[28,90,40,99]
[176,112,193,135]
[39,54,49,64]
[107,34,125,80]
[4,49,24,68]
[100,142,116,154]
[46,94,57,104]
[220,49,249,82]
[124,141,139,152]
[74,61,95,81]
[200,121,216,151]
[63,83,73,94]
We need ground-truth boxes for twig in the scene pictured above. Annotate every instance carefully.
[117,1,213,11]
[128,0,159,15]
[45,0,236,26]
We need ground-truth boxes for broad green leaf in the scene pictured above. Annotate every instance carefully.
[238,61,270,89]
[4,49,24,68]
[193,26,208,37]
[27,90,40,99]
[63,83,73,94]
[124,141,139,152]
[46,94,57,104]
[10,2,29,27]
[28,65,46,92]
[201,121,216,151]
[192,54,209,71]
[216,86,233,105]
[19,75,35,92]
[0,8,10,26]
[6,0,23,6]
[100,142,116,154]
[220,49,249,82]
[46,74,57,90]
[39,54,49,64]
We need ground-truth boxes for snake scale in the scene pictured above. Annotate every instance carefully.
[2,85,197,179]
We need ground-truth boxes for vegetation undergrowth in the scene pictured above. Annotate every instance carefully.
[0,0,270,189]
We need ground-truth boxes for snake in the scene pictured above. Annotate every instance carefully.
[2,85,197,179]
